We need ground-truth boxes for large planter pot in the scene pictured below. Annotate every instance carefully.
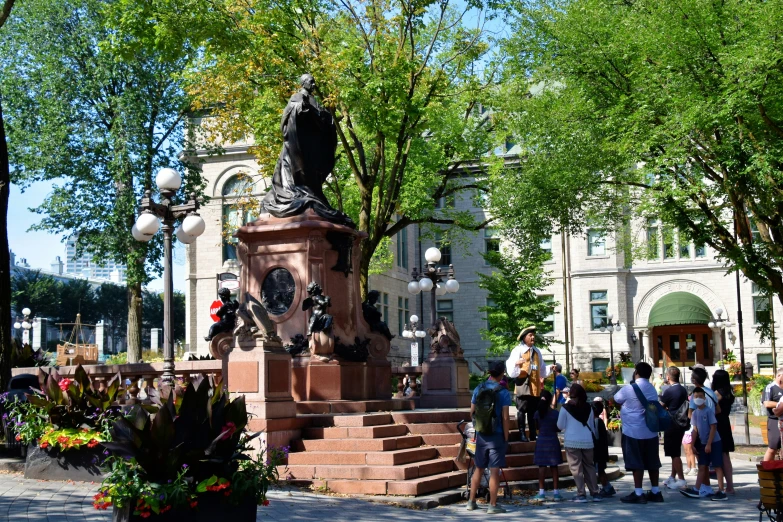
[24,443,105,482]
[112,494,258,522]
[607,430,622,447]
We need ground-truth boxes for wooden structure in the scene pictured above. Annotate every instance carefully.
[56,313,98,366]
[758,463,783,521]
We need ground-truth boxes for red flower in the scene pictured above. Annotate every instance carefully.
[58,378,73,392]
[160,505,172,513]
[72,438,84,446]
[39,442,49,449]
[140,511,151,519]
[262,499,270,506]
[220,422,237,440]
[189,500,198,508]
[57,435,70,445]
[87,439,99,448]
[14,435,21,441]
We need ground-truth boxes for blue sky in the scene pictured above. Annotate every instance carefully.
[9,180,187,292]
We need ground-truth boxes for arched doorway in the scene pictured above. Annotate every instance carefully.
[648,292,713,366]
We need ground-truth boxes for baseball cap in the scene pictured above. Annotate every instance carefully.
[489,361,505,377]
[554,363,563,373]
[562,387,570,394]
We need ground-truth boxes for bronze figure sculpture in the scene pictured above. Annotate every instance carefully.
[205,288,239,341]
[362,290,394,340]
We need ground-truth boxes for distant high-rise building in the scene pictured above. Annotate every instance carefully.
[65,238,127,283]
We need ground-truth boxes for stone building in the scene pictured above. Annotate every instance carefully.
[183,131,780,376]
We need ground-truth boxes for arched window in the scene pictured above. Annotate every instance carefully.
[221,173,257,262]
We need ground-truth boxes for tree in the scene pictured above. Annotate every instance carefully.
[478,248,554,356]
[125,0,507,296]
[0,0,18,393]
[0,0,202,361]
[142,289,186,345]
[10,271,62,320]
[95,282,128,351]
[494,0,783,308]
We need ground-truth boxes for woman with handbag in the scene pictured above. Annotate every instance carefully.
[557,383,603,502]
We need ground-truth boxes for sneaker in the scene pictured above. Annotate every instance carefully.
[553,493,564,502]
[602,485,617,497]
[530,493,547,503]
[486,505,507,514]
[687,468,699,476]
[591,493,604,502]
[699,487,715,498]
[711,491,728,501]
[663,476,677,488]
[519,435,530,442]
[466,500,478,511]
[645,491,664,503]
[620,492,647,504]
[572,495,588,503]
[680,487,701,499]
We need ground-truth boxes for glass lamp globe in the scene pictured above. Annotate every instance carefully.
[155,168,182,192]
[402,330,411,338]
[715,321,723,328]
[21,321,31,329]
[715,307,724,317]
[424,247,442,263]
[708,321,715,328]
[132,224,154,242]
[408,281,422,294]
[435,284,447,296]
[13,322,21,330]
[175,226,196,244]
[445,279,459,293]
[135,213,160,236]
[599,326,606,333]
[22,307,31,316]
[607,313,614,321]
[419,278,434,292]
[415,330,427,338]
[410,314,419,324]
[615,324,622,332]
[181,213,206,237]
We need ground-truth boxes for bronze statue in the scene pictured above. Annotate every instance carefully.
[427,317,463,358]
[362,290,394,340]
[235,294,281,342]
[302,282,333,335]
[205,288,239,341]
[262,74,354,227]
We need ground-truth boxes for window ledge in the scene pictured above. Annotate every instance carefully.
[586,255,610,260]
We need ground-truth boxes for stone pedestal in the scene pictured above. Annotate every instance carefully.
[419,356,472,409]
[292,356,392,401]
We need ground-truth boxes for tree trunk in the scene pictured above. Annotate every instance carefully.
[126,282,142,362]
[0,99,12,391]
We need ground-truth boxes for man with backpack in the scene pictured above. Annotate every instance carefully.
[614,361,664,504]
[660,366,689,490]
[467,361,514,513]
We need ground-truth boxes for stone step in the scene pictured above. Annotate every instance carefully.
[365,447,439,466]
[406,423,461,434]
[304,413,394,427]
[296,435,423,452]
[391,410,471,424]
[500,463,570,482]
[420,433,462,446]
[386,470,466,496]
[284,458,455,481]
[297,400,416,415]
[288,446,438,466]
[303,424,409,439]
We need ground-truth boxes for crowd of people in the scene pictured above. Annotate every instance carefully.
[467,325,743,510]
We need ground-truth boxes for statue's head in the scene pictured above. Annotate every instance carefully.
[307,281,322,295]
[367,290,380,304]
[300,74,316,93]
[218,287,232,301]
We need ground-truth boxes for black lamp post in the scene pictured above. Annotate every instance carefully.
[406,247,460,329]
[600,313,622,385]
[133,168,205,384]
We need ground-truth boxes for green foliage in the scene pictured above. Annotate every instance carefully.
[495,0,783,307]
[11,340,53,368]
[142,290,186,345]
[3,398,50,444]
[478,247,555,355]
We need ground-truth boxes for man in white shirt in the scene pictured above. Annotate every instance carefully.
[505,325,551,442]
[614,361,663,504]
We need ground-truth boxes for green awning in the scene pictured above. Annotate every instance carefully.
[648,292,712,327]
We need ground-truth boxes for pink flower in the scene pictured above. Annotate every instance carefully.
[220,422,237,440]
[58,378,73,392]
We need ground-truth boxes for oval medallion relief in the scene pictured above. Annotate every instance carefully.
[261,268,296,316]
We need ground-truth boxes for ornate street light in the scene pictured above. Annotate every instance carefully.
[708,308,734,369]
[402,314,427,367]
[599,313,622,385]
[14,307,33,345]
[133,168,205,383]
[406,247,459,328]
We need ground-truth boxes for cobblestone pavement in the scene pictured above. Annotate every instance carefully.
[0,450,764,521]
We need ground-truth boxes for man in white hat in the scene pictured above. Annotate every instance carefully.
[505,325,551,442]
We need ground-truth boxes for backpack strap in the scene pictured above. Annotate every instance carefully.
[631,383,649,408]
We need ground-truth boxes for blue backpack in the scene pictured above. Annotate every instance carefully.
[632,383,672,432]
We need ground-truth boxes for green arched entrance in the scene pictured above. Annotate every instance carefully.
[648,292,714,366]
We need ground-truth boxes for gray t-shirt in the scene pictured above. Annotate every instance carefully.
[690,406,721,445]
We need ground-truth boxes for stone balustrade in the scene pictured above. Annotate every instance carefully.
[391,365,422,398]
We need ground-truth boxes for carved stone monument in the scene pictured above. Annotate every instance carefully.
[419,318,472,408]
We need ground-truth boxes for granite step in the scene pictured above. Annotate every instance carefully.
[304,413,394,427]
[303,424,409,439]
[284,457,455,481]
[297,400,416,415]
[296,435,422,452]
[288,446,439,466]
[386,470,466,496]
[391,410,472,424]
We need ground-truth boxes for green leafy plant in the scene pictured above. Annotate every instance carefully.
[11,340,53,368]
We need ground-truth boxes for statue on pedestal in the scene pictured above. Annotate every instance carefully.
[303,282,334,360]
[205,288,239,341]
[427,317,463,358]
[362,290,394,340]
[262,74,354,228]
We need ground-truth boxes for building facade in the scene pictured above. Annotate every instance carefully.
[65,238,126,283]
[183,138,780,376]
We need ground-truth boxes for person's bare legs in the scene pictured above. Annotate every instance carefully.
[649,468,659,488]
[764,447,778,462]
[715,467,725,493]
[684,443,696,470]
[722,453,734,493]
[671,456,684,481]
[598,470,608,488]
[538,467,546,491]
[633,470,644,489]
[469,467,484,502]
[552,466,559,490]
[489,468,501,506]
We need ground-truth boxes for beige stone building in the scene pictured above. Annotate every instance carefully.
[184,133,780,376]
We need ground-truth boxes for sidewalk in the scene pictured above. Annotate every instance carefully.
[0,449,765,521]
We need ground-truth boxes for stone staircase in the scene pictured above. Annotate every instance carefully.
[283,408,570,496]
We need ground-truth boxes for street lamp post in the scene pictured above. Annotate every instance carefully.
[402,314,428,366]
[708,308,733,369]
[406,247,460,329]
[600,313,622,385]
[132,168,205,384]
[13,307,33,345]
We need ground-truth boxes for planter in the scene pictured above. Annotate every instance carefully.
[607,430,622,447]
[24,443,105,482]
[112,494,258,522]
[620,367,634,384]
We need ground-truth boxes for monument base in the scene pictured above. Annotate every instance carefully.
[419,356,472,409]
[291,356,392,401]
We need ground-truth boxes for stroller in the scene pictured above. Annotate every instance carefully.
[457,420,512,501]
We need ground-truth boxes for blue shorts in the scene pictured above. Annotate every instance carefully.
[474,432,507,469]
[696,439,723,468]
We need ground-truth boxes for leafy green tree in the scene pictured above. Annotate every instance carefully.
[11,271,62,321]
[121,0,506,296]
[1,0,202,361]
[142,289,186,345]
[95,282,128,350]
[478,248,554,356]
[57,279,97,324]
[494,0,783,307]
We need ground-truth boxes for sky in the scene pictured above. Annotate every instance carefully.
[8,180,187,292]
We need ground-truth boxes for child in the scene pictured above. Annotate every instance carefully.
[680,387,728,501]
[531,390,563,502]
[592,398,616,496]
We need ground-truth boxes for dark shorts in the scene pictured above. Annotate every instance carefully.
[474,432,507,469]
[664,426,687,458]
[768,418,781,450]
[696,439,724,468]
[622,434,662,471]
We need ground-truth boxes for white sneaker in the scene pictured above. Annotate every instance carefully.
[663,477,676,488]
[673,479,688,489]
[687,468,699,476]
